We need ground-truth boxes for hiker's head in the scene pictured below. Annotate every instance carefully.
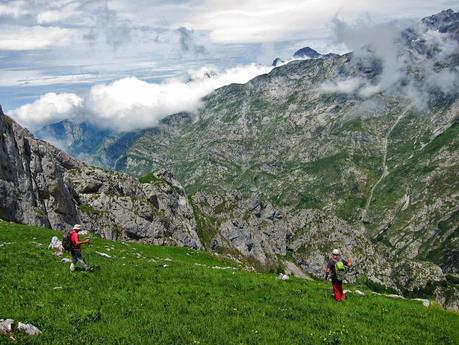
[332,249,340,258]
[73,224,82,232]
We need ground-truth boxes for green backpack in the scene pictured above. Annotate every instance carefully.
[335,261,346,281]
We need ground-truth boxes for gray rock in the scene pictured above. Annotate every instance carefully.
[0,319,14,335]
[413,298,431,307]
[17,322,41,336]
[434,285,459,311]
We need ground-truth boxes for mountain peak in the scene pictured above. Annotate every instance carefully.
[272,57,284,66]
[293,47,321,59]
[421,9,459,36]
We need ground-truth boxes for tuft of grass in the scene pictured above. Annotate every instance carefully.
[78,204,106,216]
[138,172,162,184]
[421,122,459,157]
[0,221,458,345]
[189,197,219,248]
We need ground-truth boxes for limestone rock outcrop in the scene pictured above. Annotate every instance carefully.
[0,106,201,248]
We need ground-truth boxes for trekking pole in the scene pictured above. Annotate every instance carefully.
[323,275,329,302]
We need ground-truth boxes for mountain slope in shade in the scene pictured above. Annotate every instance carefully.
[35,120,144,170]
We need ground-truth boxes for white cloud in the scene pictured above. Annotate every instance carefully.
[0,1,29,18]
[319,77,383,98]
[86,64,273,131]
[0,70,98,87]
[2,1,457,122]
[320,78,365,94]
[36,3,81,24]
[11,92,83,129]
[0,70,43,87]
[11,63,272,131]
[187,0,336,43]
[322,13,459,107]
[186,0,458,44]
[0,25,80,50]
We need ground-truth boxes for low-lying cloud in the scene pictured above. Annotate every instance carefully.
[11,63,273,132]
[320,14,459,108]
[12,93,83,130]
[320,78,365,94]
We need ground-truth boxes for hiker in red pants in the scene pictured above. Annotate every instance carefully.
[325,249,352,301]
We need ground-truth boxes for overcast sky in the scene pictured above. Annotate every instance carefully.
[0,0,457,130]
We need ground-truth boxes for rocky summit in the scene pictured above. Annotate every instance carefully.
[0,106,201,248]
[293,46,322,59]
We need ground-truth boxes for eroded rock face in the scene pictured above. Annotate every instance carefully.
[191,190,449,302]
[0,108,201,249]
[435,285,459,311]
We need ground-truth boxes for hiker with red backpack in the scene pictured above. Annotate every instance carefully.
[325,249,352,301]
[63,224,92,272]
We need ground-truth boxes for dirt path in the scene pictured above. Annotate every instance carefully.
[112,155,124,170]
[361,106,411,224]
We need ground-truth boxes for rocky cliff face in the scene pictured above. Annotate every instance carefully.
[0,106,201,248]
[190,191,449,298]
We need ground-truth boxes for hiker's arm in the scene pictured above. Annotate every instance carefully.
[76,239,90,245]
[343,258,352,267]
[347,257,352,267]
[324,266,331,280]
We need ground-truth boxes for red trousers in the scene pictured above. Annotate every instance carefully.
[332,281,345,301]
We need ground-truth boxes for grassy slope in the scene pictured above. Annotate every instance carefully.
[0,222,458,345]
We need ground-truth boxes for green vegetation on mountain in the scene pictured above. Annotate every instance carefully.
[1,222,458,345]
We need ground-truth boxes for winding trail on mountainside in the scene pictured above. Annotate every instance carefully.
[113,155,124,171]
[361,106,411,224]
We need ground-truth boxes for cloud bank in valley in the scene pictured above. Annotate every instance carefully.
[12,93,84,130]
[11,63,273,131]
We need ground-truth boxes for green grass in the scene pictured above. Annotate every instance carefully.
[189,197,219,248]
[78,204,107,216]
[366,121,459,237]
[138,172,162,184]
[1,221,458,345]
[421,122,459,157]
